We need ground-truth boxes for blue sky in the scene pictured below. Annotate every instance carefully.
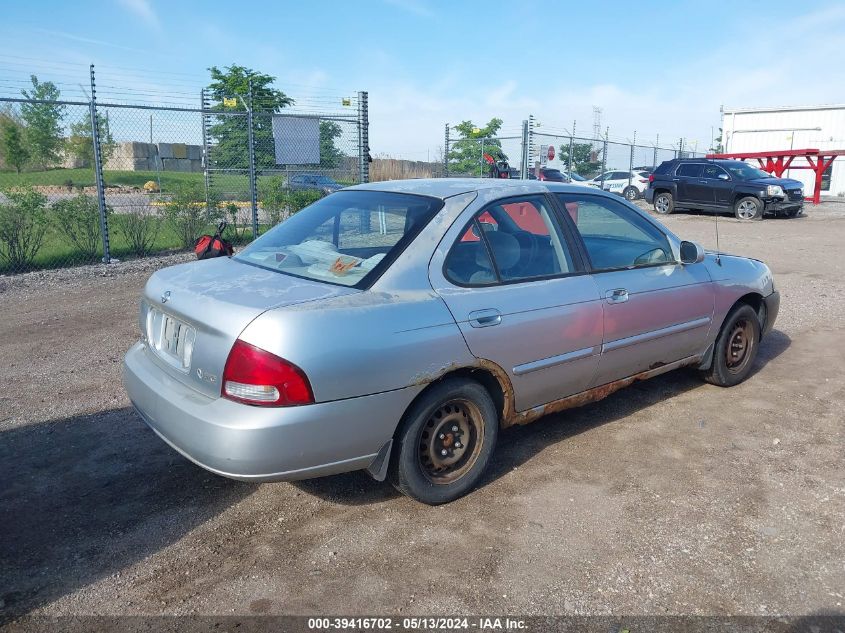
[1,0,843,158]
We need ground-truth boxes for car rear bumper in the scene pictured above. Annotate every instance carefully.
[644,188,656,204]
[123,342,421,482]
[762,290,780,337]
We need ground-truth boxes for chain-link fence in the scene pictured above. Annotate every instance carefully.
[444,118,707,183]
[0,67,368,276]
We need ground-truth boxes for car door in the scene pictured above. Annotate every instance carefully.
[674,163,708,204]
[429,195,604,412]
[702,163,733,206]
[553,192,714,386]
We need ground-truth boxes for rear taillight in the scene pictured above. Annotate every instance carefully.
[222,339,314,407]
[639,179,649,183]
[648,174,655,183]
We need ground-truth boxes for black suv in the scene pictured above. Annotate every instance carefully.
[644,159,804,220]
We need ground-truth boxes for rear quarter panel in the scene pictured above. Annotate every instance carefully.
[239,290,475,403]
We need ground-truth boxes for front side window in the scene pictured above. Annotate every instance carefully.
[236,190,443,288]
[703,164,729,180]
[445,197,574,286]
[555,194,674,271]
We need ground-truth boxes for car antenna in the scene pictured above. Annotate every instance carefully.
[714,206,722,266]
[707,156,723,266]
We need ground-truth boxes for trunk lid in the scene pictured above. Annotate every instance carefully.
[141,257,357,398]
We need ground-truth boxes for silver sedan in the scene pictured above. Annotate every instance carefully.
[123,179,780,504]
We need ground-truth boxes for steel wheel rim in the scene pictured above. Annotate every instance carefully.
[737,201,757,219]
[655,195,669,213]
[725,318,754,374]
[418,399,484,484]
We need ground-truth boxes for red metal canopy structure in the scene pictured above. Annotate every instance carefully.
[706,148,845,204]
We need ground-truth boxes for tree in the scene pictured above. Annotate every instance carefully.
[206,65,293,169]
[20,76,65,169]
[65,112,116,168]
[0,117,29,173]
[447,119,506,175]
[319,120,344,168]
[709,127,723,154]
[558,141,603,178]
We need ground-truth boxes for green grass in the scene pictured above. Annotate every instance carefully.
[0,168,207,190]
[0,219,262,275]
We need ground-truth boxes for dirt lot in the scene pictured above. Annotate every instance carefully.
[1,201,844,620]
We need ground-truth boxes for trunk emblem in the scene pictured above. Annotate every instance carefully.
[161,290,171,304]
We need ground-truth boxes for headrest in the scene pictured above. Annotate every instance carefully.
[477,231,520,270]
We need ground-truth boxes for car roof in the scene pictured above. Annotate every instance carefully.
[345,178,608,200]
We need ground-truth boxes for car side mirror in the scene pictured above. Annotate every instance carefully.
[718,173,730,181]
[680,240,706,264]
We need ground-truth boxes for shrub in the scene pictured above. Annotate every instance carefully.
[51,194,108,261]
[287,189,324,213]
[0,187,49,271]
[164,184,220,250]
[114,205,163,257]
[258,176,287,226]
[224,202,251,244]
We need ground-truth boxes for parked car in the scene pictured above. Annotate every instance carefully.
[560,171,592,186]
[288,173,343,194]
[124,179,779,504]
[527,167,567,182]
[587,170,651,200]
[644,159,804,220]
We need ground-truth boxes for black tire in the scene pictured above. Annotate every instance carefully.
[653,191,674,215]
[388,377,498,504]
[785,208,801,218]
[700,304,761,387]
[734,196,762,221]
[623,186,639,201]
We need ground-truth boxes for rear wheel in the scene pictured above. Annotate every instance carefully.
[734,196,762,221]
[654,191,674,214]
[623,186,639,201]
[700,304,760,387]
[389,377,498,504]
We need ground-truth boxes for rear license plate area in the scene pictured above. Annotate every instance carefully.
[146,308,196,371]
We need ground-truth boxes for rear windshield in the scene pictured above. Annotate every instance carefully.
[235,190,443,288]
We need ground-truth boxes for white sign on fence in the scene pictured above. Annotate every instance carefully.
[272,116,320,165]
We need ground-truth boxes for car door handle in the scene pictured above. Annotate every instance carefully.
[672,178,681,182]
[605,289,629,304]
[468,309,502,328]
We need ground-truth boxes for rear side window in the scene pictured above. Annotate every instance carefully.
[676,163,703,177]
[654,162,674,175]
[445,197,574,286]
[236,190,443,288]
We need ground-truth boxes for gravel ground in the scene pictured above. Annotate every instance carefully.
[1,200,844,620]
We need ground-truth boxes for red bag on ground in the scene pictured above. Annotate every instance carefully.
[194,221,234,260]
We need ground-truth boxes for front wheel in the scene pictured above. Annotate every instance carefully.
[623,186,639,201]
[653,191,674,214]
[734,196,762,220]
[700,304,761,387]
[388,377,498,504]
